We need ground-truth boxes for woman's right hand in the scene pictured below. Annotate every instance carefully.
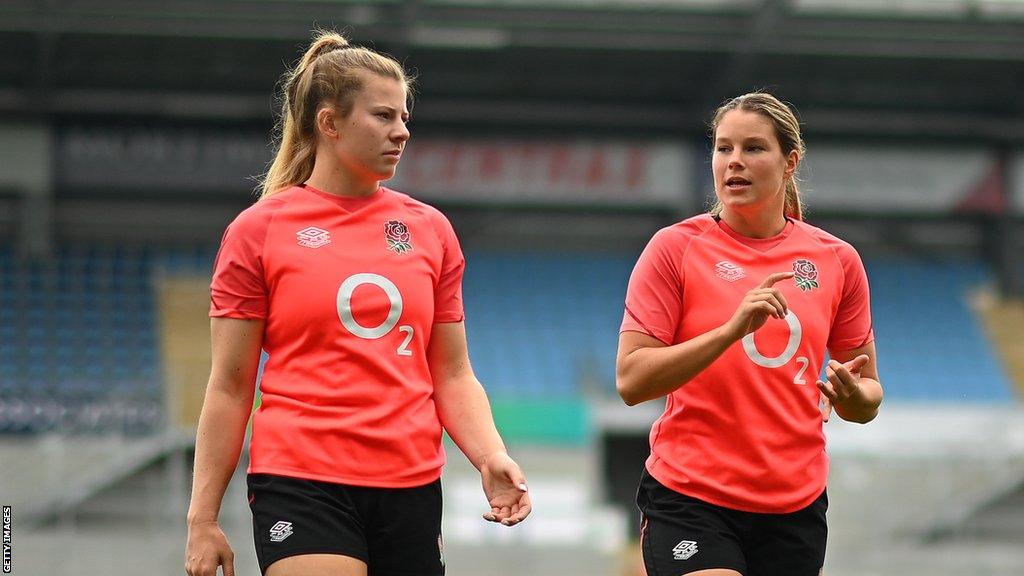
[185,520,235,576]
[723,272,794,340]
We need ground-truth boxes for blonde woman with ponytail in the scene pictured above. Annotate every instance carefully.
[616,93,882,576]
[186,31,530,576]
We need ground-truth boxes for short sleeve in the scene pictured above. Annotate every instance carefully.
[827,243,874,352]
[209,208,271,319]
[620,228,685,345]
[432,213,465,323]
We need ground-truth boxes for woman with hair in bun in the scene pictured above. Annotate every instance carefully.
[617,92,882,576]
[185,31,530,576]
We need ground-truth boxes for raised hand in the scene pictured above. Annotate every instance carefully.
[723,272,794,340]
[479,452,532,527]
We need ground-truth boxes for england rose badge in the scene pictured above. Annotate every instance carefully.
[384,220,413,253]
[793,259,819,291]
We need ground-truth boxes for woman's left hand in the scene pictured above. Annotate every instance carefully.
[479,452,532,526]
[817,355,869,414]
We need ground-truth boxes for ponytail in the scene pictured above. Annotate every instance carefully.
[259,30,410,198]
[784,178,802,220]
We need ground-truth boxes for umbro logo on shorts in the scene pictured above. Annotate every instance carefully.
[715,260,746,282]
[269,520,294,542]
[672,539,699,560]
[296,226,331,249]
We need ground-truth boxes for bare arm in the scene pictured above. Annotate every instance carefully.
[819,341,883,424]
[616,272,794,406]
[429,321,531,526]
[616,328,738,406]
[185,317,264,576]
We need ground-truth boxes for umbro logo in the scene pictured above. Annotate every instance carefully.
[672,539,698,560]
[715,260,745,282]
[269,520,293,542]
[296,226,331,249]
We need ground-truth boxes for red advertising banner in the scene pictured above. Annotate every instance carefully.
[56,126,689,207]
[390,139,688,206]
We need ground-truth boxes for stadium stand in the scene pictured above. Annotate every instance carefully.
[1,245,1014,437]
[2,3,1023,575]
[0,245,165,434]
[867,259,1014,402]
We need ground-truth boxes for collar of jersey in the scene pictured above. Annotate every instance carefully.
[714,216,795,252]
[300,183,387,213]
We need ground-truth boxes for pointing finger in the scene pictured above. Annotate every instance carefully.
[758,272,795,289]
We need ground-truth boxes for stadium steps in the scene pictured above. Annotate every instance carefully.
[972,289,1024,399]
[949,478,1024,543]
[925,474,1024,545]
[8,429,193,528]
[69,448,193,526]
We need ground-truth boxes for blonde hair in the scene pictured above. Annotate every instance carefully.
[709,92,806,220]
[259,30,412,198]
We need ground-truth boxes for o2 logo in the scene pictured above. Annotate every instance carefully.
[741,310,809,384]
[336,273,414,356]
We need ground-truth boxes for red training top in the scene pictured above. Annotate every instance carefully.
[621,214,873,513]
[211,184,464,488]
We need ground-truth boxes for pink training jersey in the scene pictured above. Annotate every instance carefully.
[210,184,465,488]
[621,214,873,513]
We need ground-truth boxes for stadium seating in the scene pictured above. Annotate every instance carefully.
[462,252,635,401]
[0,245,1015,435]
[866,259,1013,402]
[0,245,175,434]
[465,253,1016,404]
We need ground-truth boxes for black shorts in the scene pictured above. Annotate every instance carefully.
[637,470,827,576]
[247,473,445,576]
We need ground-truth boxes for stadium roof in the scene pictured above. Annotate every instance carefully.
[1,0,1022,141]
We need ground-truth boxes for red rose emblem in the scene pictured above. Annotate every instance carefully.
[384,220,413,253]
[385,220,410,243]
[793,259,817,281]
[792,259,819,291]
